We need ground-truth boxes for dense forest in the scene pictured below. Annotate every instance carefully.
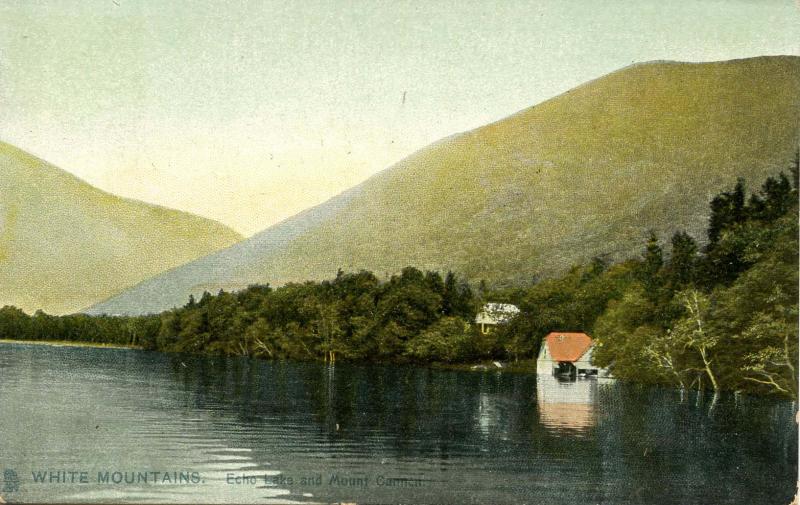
[0,159,797,397]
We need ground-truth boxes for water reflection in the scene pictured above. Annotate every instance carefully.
[536,374,599,434]
[0,343,796,505]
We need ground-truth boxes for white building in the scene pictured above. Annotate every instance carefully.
[474,303,520,334]
[536,331,609,377]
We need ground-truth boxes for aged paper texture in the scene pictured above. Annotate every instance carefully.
[1,1,798,504]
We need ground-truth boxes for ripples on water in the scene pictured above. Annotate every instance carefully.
[0,343,796,504]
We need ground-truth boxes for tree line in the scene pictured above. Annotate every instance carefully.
[491,157,798,398]
[0,268,482,363]
[0,157,796,397]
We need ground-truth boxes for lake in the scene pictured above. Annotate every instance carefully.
[0,342,796,504]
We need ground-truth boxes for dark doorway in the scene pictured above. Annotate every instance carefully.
[556,362,576,377]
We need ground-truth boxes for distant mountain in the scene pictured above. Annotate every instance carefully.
[0,142,243,314]
[88,56,800,316]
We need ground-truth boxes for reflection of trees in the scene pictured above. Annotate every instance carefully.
[162,355,797,504]
[166,356,552,458]
[594,384,798,504]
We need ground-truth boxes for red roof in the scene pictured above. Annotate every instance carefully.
[545,332,593,362]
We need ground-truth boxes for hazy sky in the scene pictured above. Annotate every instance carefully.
[1,1,798,235]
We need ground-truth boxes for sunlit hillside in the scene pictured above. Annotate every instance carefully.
[0,143,243,314]
[89,56,800,315]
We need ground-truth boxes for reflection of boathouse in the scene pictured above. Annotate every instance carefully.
[536,374,598,432]
[536,332,608,377]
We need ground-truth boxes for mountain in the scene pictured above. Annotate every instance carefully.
[0,142,243,314]
[87,56,800,316]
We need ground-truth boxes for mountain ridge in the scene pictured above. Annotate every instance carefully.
[0,141,243,314]
[87,55,800,315]
[1,142,244,227]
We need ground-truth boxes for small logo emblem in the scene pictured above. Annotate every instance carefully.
[2,469,20,494]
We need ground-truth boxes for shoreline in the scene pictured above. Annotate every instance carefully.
[0,339,529,373]
[0,341,787,398]
[0,339,141,350]
[429,359,538,374]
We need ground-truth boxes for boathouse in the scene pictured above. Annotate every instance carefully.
[474,303,520,334]
[536,332,607,377]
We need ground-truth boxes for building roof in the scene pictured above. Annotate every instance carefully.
[544,332,593,362]
[475,303,520,325]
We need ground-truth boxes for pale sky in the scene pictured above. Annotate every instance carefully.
[1,0,798,236]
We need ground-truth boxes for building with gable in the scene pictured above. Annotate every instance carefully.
[474,303,520,334]
[536,331,608,377]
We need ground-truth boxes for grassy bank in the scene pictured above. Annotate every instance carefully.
[0,339,141,350]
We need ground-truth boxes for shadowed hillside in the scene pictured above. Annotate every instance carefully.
[0,143,243,314]
[88,56,800,315]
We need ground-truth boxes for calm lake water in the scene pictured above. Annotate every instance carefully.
[0,343,796,504]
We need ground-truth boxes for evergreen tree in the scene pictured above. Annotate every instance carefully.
[665,231,698,289]
[758,173,793,221]
[638,231,664,298]
[442,271,458,316]
[708,178,747,245]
